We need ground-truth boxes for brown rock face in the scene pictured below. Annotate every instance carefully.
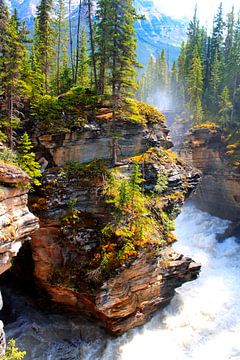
[180,127,240,221]
[0,162,39,354]
[0,163,39,274]
[30,121,201,334]
[31,224,200,335]
[37,118,172,167]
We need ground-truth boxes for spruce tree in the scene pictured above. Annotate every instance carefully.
[156,49,168,92]
[35,0,55,94]
[78,27,89,87]
[218,86,232,128]
[0,3,28,147]
[187,46,203,122]
[17,132,41,185]
[54,0,68,94]
[211,3,225,60]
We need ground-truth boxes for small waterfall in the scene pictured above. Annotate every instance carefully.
[3,203,240,360]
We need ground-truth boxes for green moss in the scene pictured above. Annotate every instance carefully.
[30,88,165,134]
[137,101,165,124]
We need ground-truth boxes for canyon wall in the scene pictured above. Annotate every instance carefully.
[180,126,240,222]
[0,162,39,355]
[30,115,201,335]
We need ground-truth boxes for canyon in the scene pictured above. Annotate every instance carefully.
[0,109,201,339]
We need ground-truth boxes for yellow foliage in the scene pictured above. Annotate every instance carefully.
[193,122,218,130]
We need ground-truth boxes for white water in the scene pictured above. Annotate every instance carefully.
[3,203,240,360]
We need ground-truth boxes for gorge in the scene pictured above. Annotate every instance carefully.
[1,0,240,358]
[2,203,240,360]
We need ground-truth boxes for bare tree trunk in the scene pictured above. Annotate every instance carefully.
[68,0,75,82]
[87,0,97,89]
[111,13,118,166]
[74,0,82,84]
[56,10,61,94]
[230,74,237,128]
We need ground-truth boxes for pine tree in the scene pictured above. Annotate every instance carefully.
[34,0,55,94]
[17,132,41,185]
[86,0,98,89]
[54,0,68,94]
[0,3,28,147]
[170,60,179,109]
[218,86,232,128]
[156,49,168,91]
[98,0,140,98]
[211,2,225,60]
[206,51,221,115]
[185,6,200,71]
[145,54,155,102]
[187,46,203,122]
[96,0,112,94]
[74,0,83,84]
[78,27,89,87]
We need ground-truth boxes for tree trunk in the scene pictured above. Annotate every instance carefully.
[74,0,82,84]
[87,0,97,89]
[68,0,75,82]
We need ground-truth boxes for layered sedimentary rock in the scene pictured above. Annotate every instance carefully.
[37,118,172,167]
[0,162,39,354]
[29,115,201,335]
[0,162,39,274]
[180,126,240,221]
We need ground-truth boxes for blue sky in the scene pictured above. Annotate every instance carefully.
[152,0,240,28]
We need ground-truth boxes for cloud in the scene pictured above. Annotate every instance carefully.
[152,0,239,27]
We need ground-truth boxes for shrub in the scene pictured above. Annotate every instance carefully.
[3,339,26,360]
[0,146,17,165]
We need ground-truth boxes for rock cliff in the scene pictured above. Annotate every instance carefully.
[180,126,240,222]
[37,118,172,167]
[0,161,39,355]
[29,113,201,335]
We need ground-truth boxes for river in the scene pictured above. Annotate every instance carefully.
[3,203,240,360]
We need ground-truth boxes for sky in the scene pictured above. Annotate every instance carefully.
[152,0,240,28]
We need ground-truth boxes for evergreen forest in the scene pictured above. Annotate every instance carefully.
[137,4,240,133]
[0,0,140,150]
[1,0,240,150]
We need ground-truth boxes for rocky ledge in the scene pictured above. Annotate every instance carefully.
[0,162,39,275]
[0,161,39,355]
[180,125,240,222]
[28,113,201,335]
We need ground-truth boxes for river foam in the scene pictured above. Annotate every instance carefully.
[3,203,240,360]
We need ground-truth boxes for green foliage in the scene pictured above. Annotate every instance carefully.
[34,0,55,94]
[137,5,240,133]
[77,27,89,88]
[63,159,107,179]
[60,197,81,225]
[3,339,26,360]
[96,0,141,97]
[30,95,64,132]
[17,132,41,185]
[103,162,160,246]
[218,86,232,128]
[0,2,30,147]
[0,146,17,164]
[187,46,203,123]
[154,171,169,193]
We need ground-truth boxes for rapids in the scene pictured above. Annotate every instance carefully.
[2,203,240,360]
